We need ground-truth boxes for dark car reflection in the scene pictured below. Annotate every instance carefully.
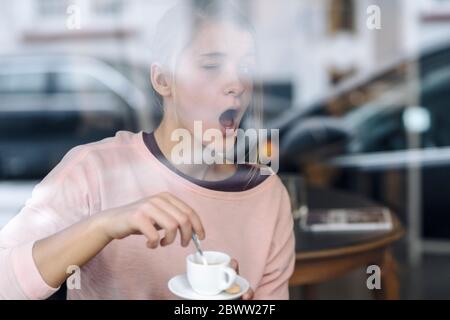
[276,42,450,241]
[0,54,156,226]
[0,54,155,179]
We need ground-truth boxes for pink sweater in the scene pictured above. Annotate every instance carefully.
[0,131,295,300]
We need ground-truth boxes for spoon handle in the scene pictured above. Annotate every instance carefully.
[192,232,204,257]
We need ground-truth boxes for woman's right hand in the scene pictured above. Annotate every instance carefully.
[100,192,205,248]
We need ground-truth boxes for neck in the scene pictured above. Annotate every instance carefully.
[154,116,236,181]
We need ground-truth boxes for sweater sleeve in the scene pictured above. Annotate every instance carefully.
[0,145,94,300]
[254,182,295,300]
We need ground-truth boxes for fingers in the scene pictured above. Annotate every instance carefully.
[134,215,160,249]
[135,192,205,249]
[144,193,205,247]
[230,258,239,274]
[161,193,206,240]
[151,196,193,247]
[230,259,254,300]
[242,288,254,300]
[148,206,180,246]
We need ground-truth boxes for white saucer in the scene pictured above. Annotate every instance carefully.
[168,274,250,300]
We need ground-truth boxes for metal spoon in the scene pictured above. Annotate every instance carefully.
[192,232,208,265]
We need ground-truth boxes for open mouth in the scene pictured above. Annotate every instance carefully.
[218,109,239,134]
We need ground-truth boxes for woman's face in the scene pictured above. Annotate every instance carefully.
[170,20,256,145]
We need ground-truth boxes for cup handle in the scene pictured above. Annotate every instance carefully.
[219,267,237,291]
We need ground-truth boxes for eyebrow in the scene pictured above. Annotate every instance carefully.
[199,52,226,58]
[199,51,256,58]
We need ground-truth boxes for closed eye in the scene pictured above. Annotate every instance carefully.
[202,64,220,69]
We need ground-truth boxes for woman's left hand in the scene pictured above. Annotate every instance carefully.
[230,258,254,300]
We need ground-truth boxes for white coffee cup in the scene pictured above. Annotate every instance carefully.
[186,251,237,296]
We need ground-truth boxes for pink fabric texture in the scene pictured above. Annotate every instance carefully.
[0,131,295,300]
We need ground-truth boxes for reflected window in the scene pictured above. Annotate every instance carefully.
[93,0,124,15]
[328,0,355,34]
[37,0,71,17]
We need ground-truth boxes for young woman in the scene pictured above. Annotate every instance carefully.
[0,1,295,300]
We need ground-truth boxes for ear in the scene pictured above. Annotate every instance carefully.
[150,63,172,98]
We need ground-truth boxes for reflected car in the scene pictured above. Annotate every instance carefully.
[277,41,450,240]
[0,54,155,227]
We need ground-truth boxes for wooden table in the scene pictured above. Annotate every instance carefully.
[289,188,405,300]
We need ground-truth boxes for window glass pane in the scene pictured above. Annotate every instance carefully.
[54,72,109,92]
[0,72,47,94]
[37,0,71,17]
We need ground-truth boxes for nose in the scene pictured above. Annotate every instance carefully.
[223,68,245,97]
[225,85,244,97]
